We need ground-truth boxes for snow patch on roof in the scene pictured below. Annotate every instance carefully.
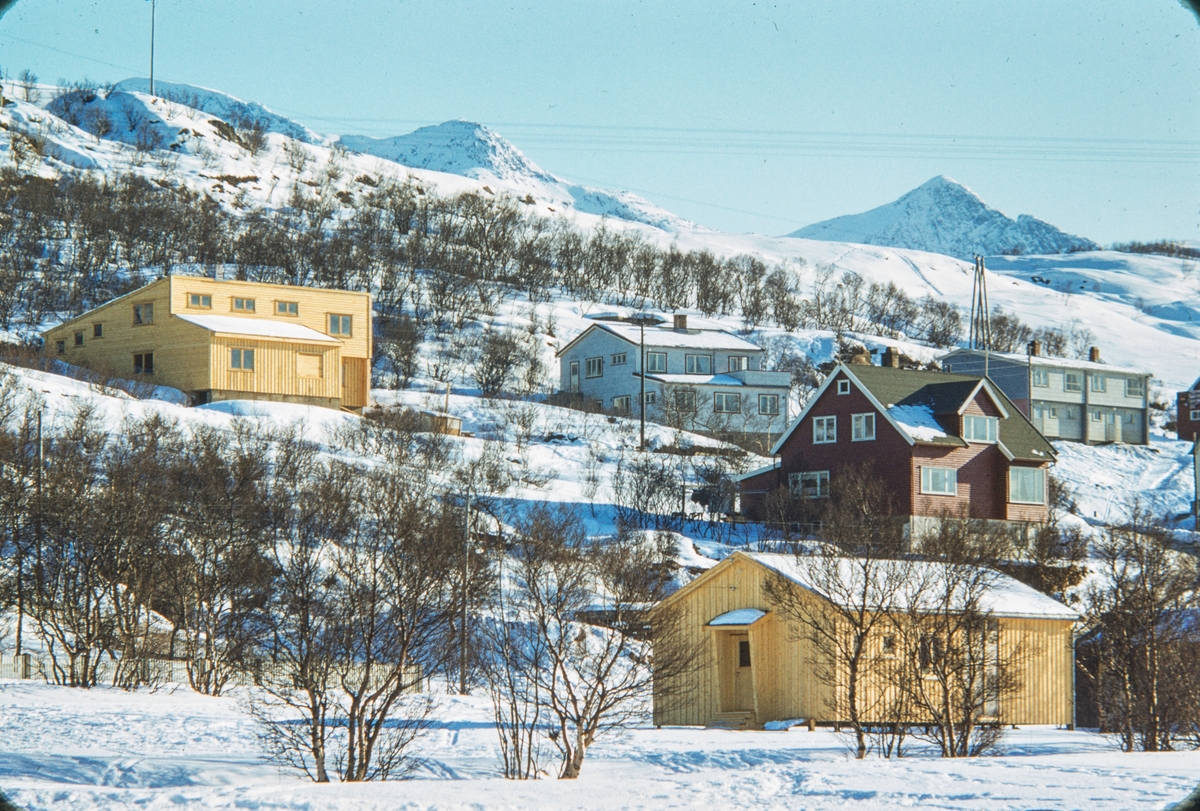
[887,403,948,441]
[645,373,745,386]
[600,322,761,351]
[174,314,339,343]
[708,608,768,626]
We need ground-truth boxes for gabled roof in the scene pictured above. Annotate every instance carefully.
[556,322,762,357]
[175,314,340,344]
[770,363,1055,462]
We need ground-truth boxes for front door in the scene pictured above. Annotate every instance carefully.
[569,361,580,393]
[733,635,754,710]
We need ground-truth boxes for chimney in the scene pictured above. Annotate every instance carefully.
[882,347,901,368]
[1089,346,1101,363]
[673,314,688,332]
[1028,340,1041,357]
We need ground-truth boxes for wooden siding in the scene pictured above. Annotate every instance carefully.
[654,554,1075,728]
[209,336,341,401]
[341,357,369,409]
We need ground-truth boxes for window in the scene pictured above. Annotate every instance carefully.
[233,297,256,312]
[611,352,627,366]
[963,415,999,443]
[55,340,65,354]
[230,348,255,370]
[813,415,836,444]
[921,466,957,495]
[837,379,851,395]
[585,357,604,378]
[329,314,352,336]
[133,352,154,375]
[713,392,741,413]
[188,293,212,309]
[759,394,780,415]
[685,354,712,375]
[1010,466,1045,504]
[1126,377,1145,398]
[612,395,631,415]
[728,355,749,372]
[569,361,580,392]
[1191,409,1200,421]
[1091,373,1106,393]
[881,635,897,655]
[133,303,154,325]
[919,634,945,671]
[1063,372,1082,392]
[276,301,299,316]
[74,331,84,346]
[646,352,667,373]
[738,639,751,668]
[92,323,103,338]
[1032,368,1049,387]
[644,391,656,405]
[789,470,830,499]
[297,353,323,378]
[675,390,697,411]
[1048,407,1059,419]
[1091,409,1102,422]
[852,413,876,441]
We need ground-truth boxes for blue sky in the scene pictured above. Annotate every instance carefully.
[2,0,1198,243]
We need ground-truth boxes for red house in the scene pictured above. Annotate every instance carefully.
[1177,377,1200,442]
[737,361,1056,533]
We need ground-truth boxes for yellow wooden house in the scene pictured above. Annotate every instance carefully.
[43,275,372,410]
[652,551,1078,730]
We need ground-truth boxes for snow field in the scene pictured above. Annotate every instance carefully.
[0,681,1196,811]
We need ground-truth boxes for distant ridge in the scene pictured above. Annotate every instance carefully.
[788,176,1097,260]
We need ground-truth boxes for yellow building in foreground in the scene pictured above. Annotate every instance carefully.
[43,275,372,410]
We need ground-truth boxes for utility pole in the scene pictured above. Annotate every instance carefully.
[639,319,646,450]
[970,254,991,377]
[460,481,471,695]
[148,0,156,97]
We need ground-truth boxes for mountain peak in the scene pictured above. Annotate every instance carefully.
[787,176,1096,260]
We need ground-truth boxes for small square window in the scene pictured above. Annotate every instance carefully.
[837,379,850,395]
[675,390,697,411]
[1091,374,1106,393]
[881,635,896,655]
[963,415,999,443]
[728,356,749,372]
[74,331,84,346]
[611,352,627,366]
[789,470,830,499]
[231,348,255,371]
[1064,372,1082,392]
[133,303,154,325]
[643,391,656,405]
[1126,378,1144,398]
[329,314,352,336]
[233,297,256,312]
[188,293,212,309]
[713,392,741,413]
[92,323,103,338]
[133,352,154,375]
[612,395,631,415]
[685,354,712,375]
[646,352,667,373]
[1032,368,1049,387]
[276,301,299,316]
[759,394,780,415]
[1190,409,1200,421]
[586,357,604,378]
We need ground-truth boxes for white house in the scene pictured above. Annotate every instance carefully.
[556,314,791,446]
[941,345,1151,445]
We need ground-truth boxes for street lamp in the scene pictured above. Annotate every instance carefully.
[625,313,665,450]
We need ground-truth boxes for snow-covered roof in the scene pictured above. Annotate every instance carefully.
[747,553,1079,621]
[887,403,951,442]
[943,348,1148,377]
[708,608,768,626]
[598,323,763,351]
[174,314,340,344]
[644,373,746,387]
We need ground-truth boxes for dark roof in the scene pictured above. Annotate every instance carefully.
[846,365,1056,462]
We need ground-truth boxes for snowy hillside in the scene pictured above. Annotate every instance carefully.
[787,176,1098,260]
[338,120,693,230]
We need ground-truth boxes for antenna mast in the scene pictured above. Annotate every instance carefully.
[969,254,991,351]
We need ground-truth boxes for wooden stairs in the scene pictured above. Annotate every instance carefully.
[706,710,756,731]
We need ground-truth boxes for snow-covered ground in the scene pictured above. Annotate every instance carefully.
[0,680,1196,811]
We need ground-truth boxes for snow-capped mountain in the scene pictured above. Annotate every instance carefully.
[787,175,1098,260]
[338,121,692,231]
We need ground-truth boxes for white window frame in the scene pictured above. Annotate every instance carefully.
[1191,409,1200,421]
[1064,372,1082,392]
[789,470,830,499]
[1126,377,1144,398]
[852,413,876,441]
[685,354,713,375]
[837,379,851,395]
[675,390,697,412]
[643,391,656,405]
[1032,368,1049,387]
[728,355,749,372]
[1091,373,1106,393]
[920,466,958,496]
[758,393,780,416]
[1009,466,1045,505]
[713,392,741,413]
[611,352,627,366]
[963,415,999,443]
[646,352,667,373]
[813,415,837,444]
[585,357,604,378]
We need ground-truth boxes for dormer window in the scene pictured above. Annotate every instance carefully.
[963,415,998,443]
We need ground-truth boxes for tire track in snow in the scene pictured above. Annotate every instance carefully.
[897,252,944,297]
